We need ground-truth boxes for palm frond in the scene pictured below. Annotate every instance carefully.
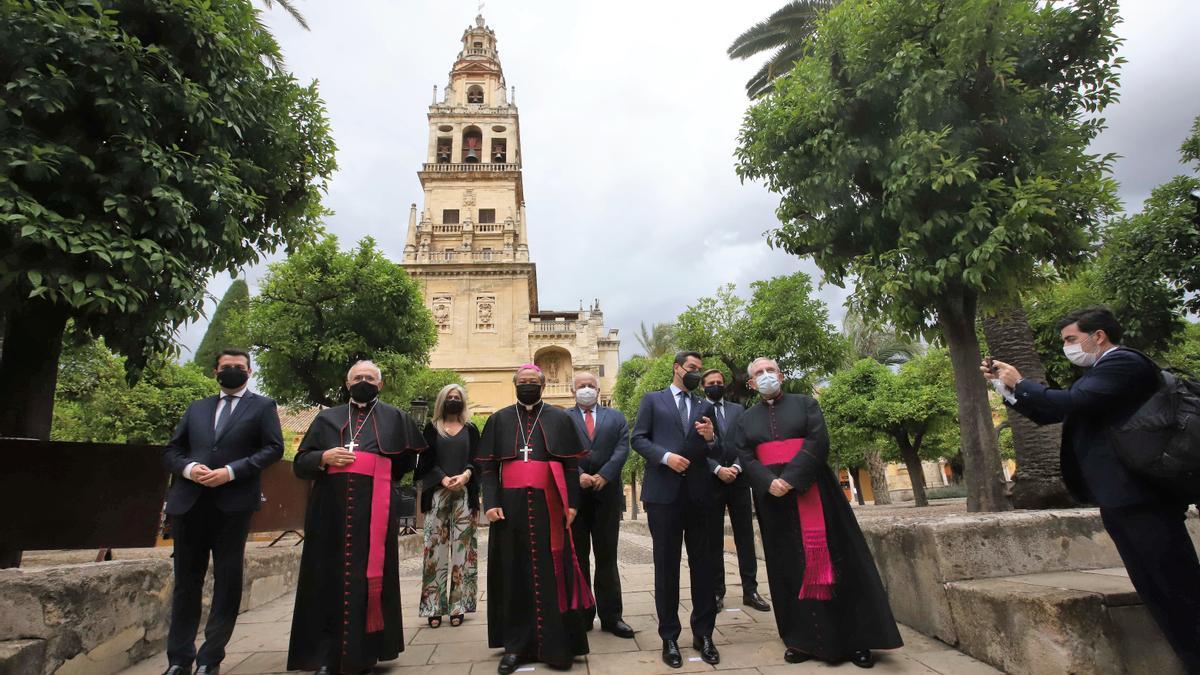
[261,0,310,31]
[728,0,834,59]
[746,41,811,98]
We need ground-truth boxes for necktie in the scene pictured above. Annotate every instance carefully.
[677,391,689,428]
[716,403,726,432]
[214,394,234,436]
[584,409,595,440]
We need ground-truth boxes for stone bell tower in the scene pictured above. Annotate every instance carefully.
[401,16,620,414]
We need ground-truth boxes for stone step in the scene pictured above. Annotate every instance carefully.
[945,567,1185,675]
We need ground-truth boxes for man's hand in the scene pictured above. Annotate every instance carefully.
[716,466,738,484]
[189,464,212,483]
[665,454,691,473]
[980,358,1022,389]
[695,416,715,442]
[485,507,505,523]
[321,448,356,468]
[567,507,577,528]
[768,478,793,497]
[591,475,608,491]
[197,467,232,487]
[442,475,465,492]
[579,473,595,489]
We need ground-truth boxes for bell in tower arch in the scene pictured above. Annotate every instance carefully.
[462,127,483,163]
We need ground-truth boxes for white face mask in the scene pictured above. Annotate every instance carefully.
[1063,334,1100,368]
[755,371,782,397]
[575,386,598,407]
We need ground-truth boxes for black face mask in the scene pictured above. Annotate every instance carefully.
[217,367,249,389]
[515,383,543,405]
[679,368,702,391]
[349,381,379,404]
[443,399,464,415]
[704,384,724,402]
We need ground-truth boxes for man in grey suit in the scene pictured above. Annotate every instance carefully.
[567,371,635,638]
[701,368,770,613]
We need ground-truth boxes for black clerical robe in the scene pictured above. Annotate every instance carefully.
[736,393,902,660]
[477,401,592,666]
[287,401,425,674]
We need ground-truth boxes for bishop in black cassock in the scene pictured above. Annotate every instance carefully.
[736,358,902,668]
[477,365,593,673]
[287,362,426,675]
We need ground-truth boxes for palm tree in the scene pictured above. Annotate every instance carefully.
[842,310,924,505]
[260,0,310,30]
[635,321,676,358]
[727,0,837,98]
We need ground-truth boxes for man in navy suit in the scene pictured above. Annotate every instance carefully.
[631,351,723,668]
[567,371,635,638]
[160,348,284,675]
[700,369,770,614]
[988,307,1200,672]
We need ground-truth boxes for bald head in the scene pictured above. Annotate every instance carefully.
[572,371,598,391]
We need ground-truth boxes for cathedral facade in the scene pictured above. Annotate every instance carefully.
[402,16,620,414]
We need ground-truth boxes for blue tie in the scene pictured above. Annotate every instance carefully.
[214,395,234,437]
[677,391,689,428]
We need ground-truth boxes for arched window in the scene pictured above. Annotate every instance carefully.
[461,126,482,163]
[467,85,484,105]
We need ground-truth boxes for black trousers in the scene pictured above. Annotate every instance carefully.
[710,479,758,597]
[167,494,253,668]
[1100,502,1200,673]
[645,492,718,642]
[571,478,624,626]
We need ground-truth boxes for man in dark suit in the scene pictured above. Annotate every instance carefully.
[567,370,635,638]
[631,351,723,668]
[160,348,284,675]
[700,369,770,613]
[987,307,1200,672]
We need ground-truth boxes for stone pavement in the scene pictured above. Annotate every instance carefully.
[122,528,999,675]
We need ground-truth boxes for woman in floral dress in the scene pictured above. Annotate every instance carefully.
[416,383,480,627]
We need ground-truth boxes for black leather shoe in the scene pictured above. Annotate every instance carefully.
[314,668,331,675]
[743,591,771,612]
[784,648,812,663]
[195,666,219,675]
[601,619,635,638]
[661,640,682,668]
[715,594,724,611]
[692,636,720,665]
[162,667,187,675]
[851,650,875,668]
[498,653,521,674]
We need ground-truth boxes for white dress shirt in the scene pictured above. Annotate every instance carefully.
[661,384,721,473]
[183,385,247,482]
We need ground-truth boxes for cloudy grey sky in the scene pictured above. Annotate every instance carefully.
[177,0,1200,361]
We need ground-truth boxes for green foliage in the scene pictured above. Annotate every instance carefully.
[735,0,1122,334]
[1161,322,1200,376]
[193,279,251,369]
[673,273,846,397]
[247,236,436,407]
[926,484,968,500]
[821,350,960,466]
[0,0,337,372]
[728,0,838,98]
[379,364,465,416]
[53,337,215,444]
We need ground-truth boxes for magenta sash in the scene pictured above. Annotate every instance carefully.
[502,459,595,612]
[329,451,391,633]
[755,438,834,600]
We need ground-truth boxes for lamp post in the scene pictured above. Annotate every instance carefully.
[409,397,429,428]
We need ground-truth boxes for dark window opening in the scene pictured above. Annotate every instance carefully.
[442,209,460,224]
[467,85,484,105]
[462,127,482,163]
[473,41,483,48]
[491,139,507,163]
[479,209,496,224]
[436,137,452,163]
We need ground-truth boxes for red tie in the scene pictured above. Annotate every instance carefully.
[585,409,595,440]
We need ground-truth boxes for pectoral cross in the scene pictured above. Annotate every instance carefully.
[519,445,532,462]
[346,439,358,453]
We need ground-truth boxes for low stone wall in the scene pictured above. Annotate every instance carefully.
[858,508,1200,644]
[0,534,426,675]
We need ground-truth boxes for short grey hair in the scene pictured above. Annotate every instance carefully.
[347,359,383,381]
[747,357,780,377]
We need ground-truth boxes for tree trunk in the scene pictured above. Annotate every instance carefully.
[0,298,70,567]
[981,303,1075,509]
[865,448,892,505]
[630,473,639,521]
[937,292,1011,512]
[895,435,929,507]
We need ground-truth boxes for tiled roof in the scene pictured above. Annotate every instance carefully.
[277,405,324,433]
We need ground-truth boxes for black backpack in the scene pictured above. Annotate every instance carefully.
[1108,349,1200,498]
